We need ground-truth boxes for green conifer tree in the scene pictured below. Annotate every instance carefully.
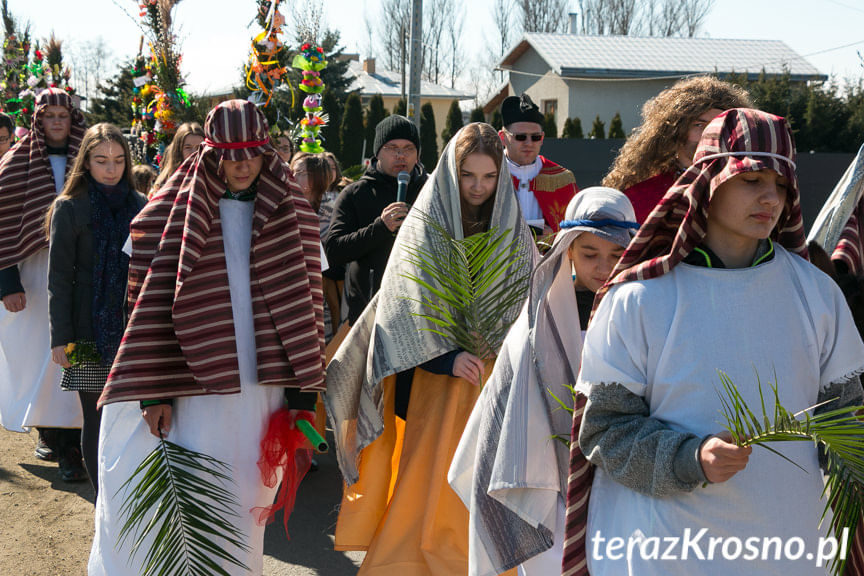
[420,102,438,169]
[588,115,605,139]
[543,113,557,138]
[340,93,365,166]
[441,99,464,144]
[365,93,388,154]
[608,112,625,139]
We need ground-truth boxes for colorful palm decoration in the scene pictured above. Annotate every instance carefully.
[292,43,327,153]
[246,0,289,108]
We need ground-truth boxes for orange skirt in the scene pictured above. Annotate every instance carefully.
[335,363,513,575]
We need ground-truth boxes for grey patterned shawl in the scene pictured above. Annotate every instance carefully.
[323,126,537,485]
[808,141,864,252]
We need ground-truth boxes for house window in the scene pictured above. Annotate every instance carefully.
[542,99,557,118]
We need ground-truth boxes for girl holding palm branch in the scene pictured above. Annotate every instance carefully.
[324,123,537,574]
[572,108,864,576]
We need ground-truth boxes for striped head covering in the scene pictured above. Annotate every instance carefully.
[833,209,864,275]
[99,99,325,407]
[203,99,272,162]
[0,88,86,269]
[594,108,806,309]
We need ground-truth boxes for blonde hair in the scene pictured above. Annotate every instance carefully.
[603,76,752,191]
[152,122,204,190]
[45,123,133,236]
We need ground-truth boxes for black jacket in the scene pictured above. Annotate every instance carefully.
[47,188,146,348]
[324,161,427,324]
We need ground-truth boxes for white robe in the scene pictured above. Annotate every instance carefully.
[0,154,82,431]
[89,199,283,576]
[581,247,864,576]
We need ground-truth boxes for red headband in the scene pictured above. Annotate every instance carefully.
[204,138,270,150]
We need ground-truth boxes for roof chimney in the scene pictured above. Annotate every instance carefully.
[568,12,579,35]
[363,57,376,75]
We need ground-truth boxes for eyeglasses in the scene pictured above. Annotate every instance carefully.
[0,137,9,144]
[506,130,543,142]
[380,145,417,158]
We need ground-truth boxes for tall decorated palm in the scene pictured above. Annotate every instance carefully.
[245,0,289,108]
[0,0,30,124]
[123,0,190,163]
[15,34,76,128]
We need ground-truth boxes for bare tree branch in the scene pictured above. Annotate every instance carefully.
[680,0,715,37]
[518,0,569,34]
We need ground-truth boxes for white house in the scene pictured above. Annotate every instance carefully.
[486,33,826,136]
[345,57,474,149]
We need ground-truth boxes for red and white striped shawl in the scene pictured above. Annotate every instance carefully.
[833,202,864,275]
[99,100,325,407]
[0,89,86,269]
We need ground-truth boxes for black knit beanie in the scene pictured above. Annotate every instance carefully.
[373,114,420,157]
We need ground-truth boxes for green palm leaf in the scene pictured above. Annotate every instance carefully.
[716,369,864,576]
[401,211,531,360]
[115,437,251,576]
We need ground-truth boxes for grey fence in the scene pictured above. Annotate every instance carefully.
[541,138,855,232]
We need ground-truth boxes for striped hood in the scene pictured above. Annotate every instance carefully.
[594,107,806,310]
[0,88,86,269]
[100,100,325,407]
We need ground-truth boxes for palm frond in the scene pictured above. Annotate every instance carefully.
[400,210,530,359]
[116,437,251,576]
[717,369,864,576]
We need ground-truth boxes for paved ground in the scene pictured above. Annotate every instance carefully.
[0,426,363,575]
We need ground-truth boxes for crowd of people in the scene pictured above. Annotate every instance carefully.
[0,74,862,576]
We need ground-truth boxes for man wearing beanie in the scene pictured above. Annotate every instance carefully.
[325,114,428,325]
[499,94,578,236]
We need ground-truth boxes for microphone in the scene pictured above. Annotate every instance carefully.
[397,171,410,203]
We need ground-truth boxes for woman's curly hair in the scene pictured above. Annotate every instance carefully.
[603,76,752,191]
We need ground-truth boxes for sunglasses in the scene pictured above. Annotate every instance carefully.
[507,131,543,142]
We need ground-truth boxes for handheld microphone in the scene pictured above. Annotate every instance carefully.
[396,171,410,203]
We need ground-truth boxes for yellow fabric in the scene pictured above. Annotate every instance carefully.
[335,362,514,575]
[533,169,575,194]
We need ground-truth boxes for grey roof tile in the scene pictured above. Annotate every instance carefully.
[512,34,824,80]
[345,60,474,99]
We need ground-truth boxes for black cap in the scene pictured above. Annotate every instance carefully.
[501,94,544,128]
[373,114,420,157]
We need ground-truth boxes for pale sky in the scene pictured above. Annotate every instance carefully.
[8,0,864,99]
